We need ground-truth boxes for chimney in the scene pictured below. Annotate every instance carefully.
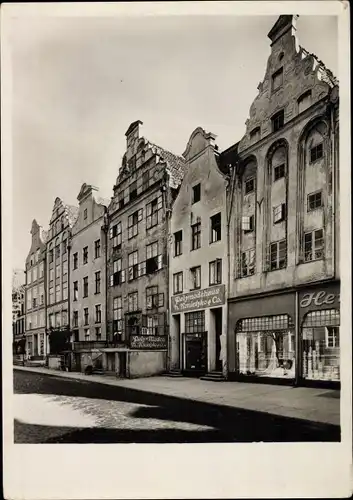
[267,15,299,46]
[125,120,143,144]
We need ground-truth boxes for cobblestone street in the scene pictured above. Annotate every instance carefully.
[14,369,340,443]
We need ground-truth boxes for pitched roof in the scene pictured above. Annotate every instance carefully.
[147,141,187,189]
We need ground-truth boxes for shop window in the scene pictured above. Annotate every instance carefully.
[191,221,201,250]
[310,142,323,163]
[239,249,255,278]
[307,191,323,211]
[304,229,324,262]
[192,184,201,204]
[128,251,139,281]
[185,311,205,333]
[273,163,285,182]
[190,266,201,290]
[173,272,183,294]
[273,203,286,224]
[210,213,221,243]
[209,259,222,285]
[146,196,163,229]
[302,309,340,381]
[244,177,255,195]
[271,110,284,132]
[128,209,143,239]
[272,67,283,92]
[174,230,182,257]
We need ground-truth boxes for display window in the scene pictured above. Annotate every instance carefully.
[302,308,340,381]
[236,314,295,378]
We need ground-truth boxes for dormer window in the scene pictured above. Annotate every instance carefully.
[250,127,261,142]
[272,67,283,92]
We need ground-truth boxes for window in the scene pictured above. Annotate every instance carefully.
[298,90,312,114]
[146,315,159,336]
[27,269,32,285]
[174,230,183,256]
[271,110,284,132]
[128,292,138,312]
[62,239,67,255]
[310,143,323,163]
[273,163,285,181]
[73,311,78,328]
[129,181,137,201]
[83,277,88,297]
[142,171,149,191]
[84,329,90,341]
[94,239,101,259]
[240,249,255,277]
[146,241,162,274]
[84,308,89,326]
[190,266,201,290]
[49,268,54,283]
[307,191,323,211]
[63,281,68,300]
[326,326,339,348]
[250,126,261,141]
[39,284,44,305]
[113,297,123,334]
[272,67,283,91]
[110,258,126,286]
[95,327,102,340]
[185,311,205,333]
[210,213,221,243]
[244,177,255,195]
[55,284,61,302]
[110,222,122,249]
[55,312,61,327]
[39,262,44,278]
[73,281,78,301]
[49,287,54,305]
[128,251,139,281]
[209,259,222,285]
[128,209,143,239]
[33,266,38,282]
[49,313,54,328]
[146,196,163,229]
[95,304,102,323]
[242,215,254,232]
[269,240,287,270]
[192,184,201,204]
[304,229,324,262]
[191,222,201,250]
[83,246,88,265]
[238,314,290,332]
[55,244,60,260]
[73,252,78,270]
[63,260,68,276]
[273,203,286,224]
[173,272,183,294]
[56,264,60,278]
[49,249,53,263]
[118,191,125,210]
[84,208,87,220]
[95,271,101,294]
[146,286,164,309]
[27,290,32,310]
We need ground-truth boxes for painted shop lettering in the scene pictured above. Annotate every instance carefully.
[300,291,340,308]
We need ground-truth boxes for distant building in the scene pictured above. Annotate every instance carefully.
[104,120,186,378]
[24,221,47,359]
[169,127,229,379]
[69,183,109,371]
[12,270,25,356]
[226,15,340,385]
[46,198,78,357]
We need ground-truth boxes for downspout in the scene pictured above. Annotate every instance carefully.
[103,207,109,347]
[162,172,170,373]
[44,255,48,364]
[329,101,336,279]
[67,232,72,365]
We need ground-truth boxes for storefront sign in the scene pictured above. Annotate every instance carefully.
[171,285,226,314]
[130,335,167,350]
[300,290,340,308]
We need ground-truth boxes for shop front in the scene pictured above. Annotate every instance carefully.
[228,292,296,383]
[170,285,227,376]
[298,282,340,384]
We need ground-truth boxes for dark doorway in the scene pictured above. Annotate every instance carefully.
[213,308,223,372]
[173,314,181,370]
[184,333,207,374]
[119,352,127,378]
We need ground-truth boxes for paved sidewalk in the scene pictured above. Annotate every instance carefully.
[14,365,340,426]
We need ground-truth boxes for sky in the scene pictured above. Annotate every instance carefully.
[10,14,338,270]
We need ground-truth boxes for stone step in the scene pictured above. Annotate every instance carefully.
[200,372,226,382]
[165,371,183,378]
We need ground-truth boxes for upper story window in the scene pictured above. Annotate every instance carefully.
[146,196,163,229]
[118,191,125,210]
[142,171,150,191]
[239,248,255,278]
[128,251,139,281]
[271,110,284,132]
[273,203,286,224]
[83,276,88,298]
[62,239,67,255]
[83,246,88,265]
[73,252,78,270]
[191,221,201,250]
[55,243,60,260]
[250,126,261,142]
[272,67,283,92]
[110,221,122,249]
[73,281,78,301]
[242,215,255,233]
[298,90,312,114]
[304,229,324,262]
[173,272,183,295]
[129,181,137,202]
[110,258,126,287]
[310,143,323,163]
[192,183,201,204]
[190,266,201,290]
[244,177,255,195]
[84,208,87,220]
[307,191,323,211]
[268,240,287,271]
[273,163,285,181]
[174,230,182,257]
[146,241,162,274]
[94,239,101,259]
[210,213,221,243]
[209,259,222,285]
[49,248,54,263]
[128,292,138,313]
[128,209,143,239]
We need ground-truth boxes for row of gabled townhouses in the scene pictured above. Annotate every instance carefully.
[18,15,340,387]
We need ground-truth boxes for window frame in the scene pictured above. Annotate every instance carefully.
[303,229,324,262]
[190,266,201,290]
[192,183,201,204]
[310,142,324,163]
[209,259,222,286]
[210,213,222,243]
[174,230,183,257]
[307,190,323,212]
[173,272,183,295]
[271,109,285,132]
[191,221,201,251]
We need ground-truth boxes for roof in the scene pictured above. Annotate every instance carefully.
[147,141,187,189]
[300,46,338,87]
[12,269,25,291]
[42,229,49,243]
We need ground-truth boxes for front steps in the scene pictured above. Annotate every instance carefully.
[200,371,226,382]
[165,370,183,378]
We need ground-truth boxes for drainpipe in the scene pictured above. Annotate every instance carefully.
[162,174,171,373]
[103,207,109,347]
[329,102,336,279]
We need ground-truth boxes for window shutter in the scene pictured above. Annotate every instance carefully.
[158,293,164,307]
[157,196,163,210]
[157,255,163,269]
[121,270,126,283]
[146,203,152,217]
[147,296,152,309]
[138,209,143,222]
[110,275,114,287]
[109,227,113,239]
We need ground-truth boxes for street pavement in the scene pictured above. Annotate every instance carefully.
[13,367,340,443]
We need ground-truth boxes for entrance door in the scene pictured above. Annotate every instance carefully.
[184,334,207,373]
[119,352,127,378]
[107,353,115,372]
[214,308,223,371]
[33,334,38,357]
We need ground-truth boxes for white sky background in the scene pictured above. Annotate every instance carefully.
[11,14,338,269]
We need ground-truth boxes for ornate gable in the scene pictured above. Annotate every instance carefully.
[182,127,217,161]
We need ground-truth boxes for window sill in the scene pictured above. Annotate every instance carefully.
[307,206,323,213]
[209,282,222,287]
[301,257,324,264]
[210,239,222,244]
[94,292,101,295]
[173,291,183,295]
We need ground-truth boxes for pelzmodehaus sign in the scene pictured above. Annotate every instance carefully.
[171,285,226,313]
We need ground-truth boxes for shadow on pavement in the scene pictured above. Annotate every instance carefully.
[13,370,340,443]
